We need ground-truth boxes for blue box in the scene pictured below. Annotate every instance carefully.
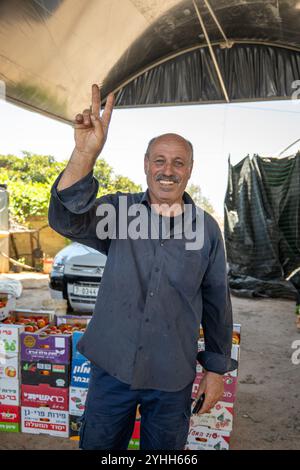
[72,331,89,362]
[71,359,91,389]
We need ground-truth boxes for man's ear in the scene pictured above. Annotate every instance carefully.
[188,160,194,179]
[144,154,149,175]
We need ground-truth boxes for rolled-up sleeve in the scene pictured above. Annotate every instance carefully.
[197,219,238,375]
[48,170,115,255]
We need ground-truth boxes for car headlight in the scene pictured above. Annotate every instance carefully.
[52,256,67,274]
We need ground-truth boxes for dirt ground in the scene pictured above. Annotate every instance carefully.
[1,278,299,450]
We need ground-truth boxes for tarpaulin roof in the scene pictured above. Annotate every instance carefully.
[1,0,300,122]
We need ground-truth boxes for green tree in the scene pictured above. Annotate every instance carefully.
[0,152,141,224]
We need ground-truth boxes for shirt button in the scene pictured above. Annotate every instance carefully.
[160,242,164,247]
[149,291,154,297]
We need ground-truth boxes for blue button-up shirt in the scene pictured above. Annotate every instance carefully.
[48,171,237,391]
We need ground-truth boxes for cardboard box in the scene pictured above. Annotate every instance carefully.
[190,401,234,432]
[20,316,91,366]
[128,420,140,450]
[21,384,69,410]
[1,309,55,355]
[21,406,69,438]
[71,331,89,362]
[69,414,83,440]
[0,294,16,322]
[192,372,238,404]
[0,323,25,354]
[69,386,87,416]
[21,361,70,388]
[0,404,20,432]
[185,425,230,450]
[0,352,19,380]
[70,360,91,389]
[0,421,20,432]
[56,315,91,328]
[20,330,71,365]
[0,379,20,406]
[199,323,241,345]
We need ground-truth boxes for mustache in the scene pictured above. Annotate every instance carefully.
[156,174,180,183]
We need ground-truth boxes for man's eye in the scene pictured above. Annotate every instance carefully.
[175,161,184,167]
[155,160,164,165]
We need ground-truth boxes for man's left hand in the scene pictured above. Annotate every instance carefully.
[194,370,224,415]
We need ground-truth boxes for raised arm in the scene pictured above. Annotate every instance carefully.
[57,84,115,190]
[48,85,115,254]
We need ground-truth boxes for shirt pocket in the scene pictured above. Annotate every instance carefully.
[169,250,209,296]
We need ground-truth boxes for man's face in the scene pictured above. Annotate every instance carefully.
[144,135,193,206]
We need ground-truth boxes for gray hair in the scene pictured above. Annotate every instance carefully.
[145,134,194,162]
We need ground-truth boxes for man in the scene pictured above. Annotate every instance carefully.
[48,84,237,450]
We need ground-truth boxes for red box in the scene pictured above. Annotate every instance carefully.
[0,404,20,424]
[131,420,140,439]
[21,384,69,411]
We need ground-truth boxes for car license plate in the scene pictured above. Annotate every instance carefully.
[73,285,99,297]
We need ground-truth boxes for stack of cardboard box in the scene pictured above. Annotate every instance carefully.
[0,310,54,434]
[69,328,91,440]
[185,324,241,450]
[19,316,73,437]
[0,320,23,433]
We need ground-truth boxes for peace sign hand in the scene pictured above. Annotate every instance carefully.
[74,84,115,160]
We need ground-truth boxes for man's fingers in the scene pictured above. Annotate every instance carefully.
[101,92,115,132]
[198,396,217,415]
[73,113,87,129]
[197,380,206,397]
[82,109,92,127]
[91,83,101,117]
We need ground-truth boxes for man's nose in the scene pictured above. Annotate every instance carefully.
[162,162,173,175]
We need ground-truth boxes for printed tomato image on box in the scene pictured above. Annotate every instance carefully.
[21,384,69,411]
[0,379,20,406]
[70,360,91,389]
[190,402,234,432]
[0,404,21,433]
[21,361,70,388]
[20,329,71,365]
[21,406,69,438]
[0,353,19,380]
[69,387,87,416]
[185,425,231,450]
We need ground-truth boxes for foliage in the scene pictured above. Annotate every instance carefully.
[186,183,215,215]
[0,152,141,224]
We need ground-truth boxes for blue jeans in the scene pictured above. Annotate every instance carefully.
[79,364,193,450]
